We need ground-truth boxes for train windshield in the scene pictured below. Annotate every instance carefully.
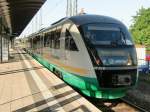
[81,24,133,46]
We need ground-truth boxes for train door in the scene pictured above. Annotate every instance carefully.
[65,29,73,65]
[60,22,72,63]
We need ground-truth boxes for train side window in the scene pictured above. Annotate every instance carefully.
[55,37,60,49]
[48,34,52,47]
[55,28,61,49]
[70,38,78,51]
[65,37,69,50]
[65,29,78,51]
[49,32,52,48]
[51,31,55,48]
[53,31,56,49]
[44,34,49,47]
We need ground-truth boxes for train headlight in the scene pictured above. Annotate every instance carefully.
[127,54,132,65]
[96,58,102,65]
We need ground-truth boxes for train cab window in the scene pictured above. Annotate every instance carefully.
[81,24,134,46]
[65,29,78,51]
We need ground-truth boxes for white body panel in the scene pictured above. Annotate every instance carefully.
[64,22,96,77]
[41,21,96,78]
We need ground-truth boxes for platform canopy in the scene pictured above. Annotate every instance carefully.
[0,0,46,36]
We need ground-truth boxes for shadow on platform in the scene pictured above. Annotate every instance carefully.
[14,83,91,112]
[8,52,32,63]
[0,66,44,75]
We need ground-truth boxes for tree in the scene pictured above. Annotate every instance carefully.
[130,7,150,47]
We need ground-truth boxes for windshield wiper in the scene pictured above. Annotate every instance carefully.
[120,30,126,44]
[110,41,118,46]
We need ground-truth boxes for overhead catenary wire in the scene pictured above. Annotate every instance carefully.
[43,0,66,18]
[19,0,67,38]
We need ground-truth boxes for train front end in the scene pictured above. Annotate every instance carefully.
[79,19,138,99]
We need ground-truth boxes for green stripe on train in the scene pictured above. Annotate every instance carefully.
[28,51,127,99]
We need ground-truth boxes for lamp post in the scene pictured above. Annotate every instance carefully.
[66,0,78,17]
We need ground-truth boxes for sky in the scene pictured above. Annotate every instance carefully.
[19,0,150,38]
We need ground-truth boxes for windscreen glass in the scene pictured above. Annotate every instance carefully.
[97,48,132,66]
[82,24,133,45]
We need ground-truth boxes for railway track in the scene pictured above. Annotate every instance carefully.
[85,97,149,112]
[121,98,149,112]
[39,64,148,112]
[60,79,148,112]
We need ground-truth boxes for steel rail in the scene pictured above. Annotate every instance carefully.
[121,98,149,112]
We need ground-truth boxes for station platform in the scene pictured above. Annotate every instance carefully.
[0,49,101,112]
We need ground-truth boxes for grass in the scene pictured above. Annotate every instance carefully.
[146,48,150,51]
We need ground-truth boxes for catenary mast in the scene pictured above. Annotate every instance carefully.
[66,0,78,17]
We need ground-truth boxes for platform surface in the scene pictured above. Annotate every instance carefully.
[0,49,101,112]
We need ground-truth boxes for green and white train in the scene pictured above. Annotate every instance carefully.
[25,14,138,99]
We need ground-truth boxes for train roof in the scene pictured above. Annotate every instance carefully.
[27,14,126,39]
[69,14,124,26]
